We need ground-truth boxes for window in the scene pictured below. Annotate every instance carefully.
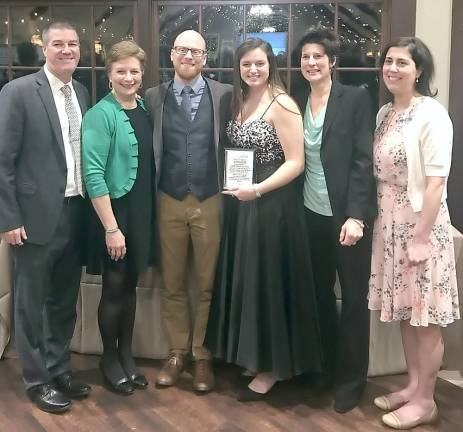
[156,1,383,108]
[0,2,136,104]
[0,1,386,108]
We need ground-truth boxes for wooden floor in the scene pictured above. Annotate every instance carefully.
[0,354,462,432]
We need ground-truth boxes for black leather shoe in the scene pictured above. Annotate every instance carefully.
[334,383,365,413]
[129,373,149,389]
[27,384,72,414]
[237,385,267,402]
[54,372,91,398]
[334,396,359,413]
[99,362,134,396]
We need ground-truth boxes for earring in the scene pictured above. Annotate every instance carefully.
[415,77,419,83]
[108,80,113,90]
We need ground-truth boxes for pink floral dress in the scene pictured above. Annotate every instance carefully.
[368,100,460,326]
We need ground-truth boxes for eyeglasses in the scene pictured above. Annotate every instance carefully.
[173,46,206,57]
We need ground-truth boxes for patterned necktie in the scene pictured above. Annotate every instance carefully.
[181,85,192,121]
[61,84,84,196]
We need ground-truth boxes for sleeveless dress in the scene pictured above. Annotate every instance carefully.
[368,100,459,326]
[205,100,322,380]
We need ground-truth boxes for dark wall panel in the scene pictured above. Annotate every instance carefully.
[448,0,463,231]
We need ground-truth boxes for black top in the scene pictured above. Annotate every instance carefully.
[86,105,156,275]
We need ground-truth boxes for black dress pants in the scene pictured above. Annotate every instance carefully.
[13,197,84,389]
[305,207,372,391]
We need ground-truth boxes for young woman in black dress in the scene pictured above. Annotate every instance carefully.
[206,38,321,401]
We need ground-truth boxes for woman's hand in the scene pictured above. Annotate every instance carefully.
[105,229,126,261]
[222,186,259,201]
[405,176,445,266]
[339,218,363,246]
[407,239,430,266]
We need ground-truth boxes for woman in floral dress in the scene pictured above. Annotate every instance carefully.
[369,37,459,429]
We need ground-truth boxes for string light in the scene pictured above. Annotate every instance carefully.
[2,2,384,71]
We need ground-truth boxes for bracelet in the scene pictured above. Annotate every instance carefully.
[350,218,364,229]
[105,227,119,234]
[253,184,262,198]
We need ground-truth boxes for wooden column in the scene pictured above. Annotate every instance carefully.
[448,0,463,231]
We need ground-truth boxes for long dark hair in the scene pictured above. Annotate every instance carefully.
[379,36,437,97]
[232,38,285,120]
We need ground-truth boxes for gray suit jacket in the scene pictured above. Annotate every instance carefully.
[144,77,233,190]
[0,68,89,244]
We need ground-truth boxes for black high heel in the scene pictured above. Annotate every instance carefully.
[99,361,134,396]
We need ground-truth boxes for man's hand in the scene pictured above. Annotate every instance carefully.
[1,226,27,245]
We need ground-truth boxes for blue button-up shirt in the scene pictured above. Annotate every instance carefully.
[172,75,206,122]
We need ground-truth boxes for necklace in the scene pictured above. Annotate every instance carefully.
[111,90,137,109]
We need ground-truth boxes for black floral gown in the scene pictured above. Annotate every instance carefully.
[205,117,322,380]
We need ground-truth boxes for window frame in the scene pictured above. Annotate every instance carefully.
[0,0,416,106]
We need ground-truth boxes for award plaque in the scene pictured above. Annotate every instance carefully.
[223,148,254,189]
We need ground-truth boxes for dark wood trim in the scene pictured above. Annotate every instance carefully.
[135,0,153,94]
[448,0,463,231]
[377,0,416,104]
[388,0,416,39]
[90,5,96,103]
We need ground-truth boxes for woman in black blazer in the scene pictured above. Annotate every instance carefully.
[294,27,377,413]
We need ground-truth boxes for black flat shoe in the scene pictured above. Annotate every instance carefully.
[129,373,149,389]
[237,385,267,402]
[99,362,134,396]
[27,384,72,413]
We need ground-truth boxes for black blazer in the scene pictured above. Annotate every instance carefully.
[294,80,377,227]
[0,68,89,244]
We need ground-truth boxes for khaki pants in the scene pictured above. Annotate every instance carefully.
[158,192,221,360]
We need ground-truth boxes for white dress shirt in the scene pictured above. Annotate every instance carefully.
[44,64,82,197]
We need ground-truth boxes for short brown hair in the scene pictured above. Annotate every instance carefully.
[105,40,146,75]
[42,20,78,45]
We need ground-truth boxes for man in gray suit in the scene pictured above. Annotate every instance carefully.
[0,20,91,413]
[145,30,232,392]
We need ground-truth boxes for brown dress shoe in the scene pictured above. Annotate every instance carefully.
[156,353,187,387]
[193,359,215,392]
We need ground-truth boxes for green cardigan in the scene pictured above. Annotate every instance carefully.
[82,92,147,199]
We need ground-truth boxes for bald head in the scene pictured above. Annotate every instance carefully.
[173,30,206,51]
[171,30,207,84]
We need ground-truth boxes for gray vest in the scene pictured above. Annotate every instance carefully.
[160,83,218,201]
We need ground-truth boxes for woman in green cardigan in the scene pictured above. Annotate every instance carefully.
[82,40,155,395]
